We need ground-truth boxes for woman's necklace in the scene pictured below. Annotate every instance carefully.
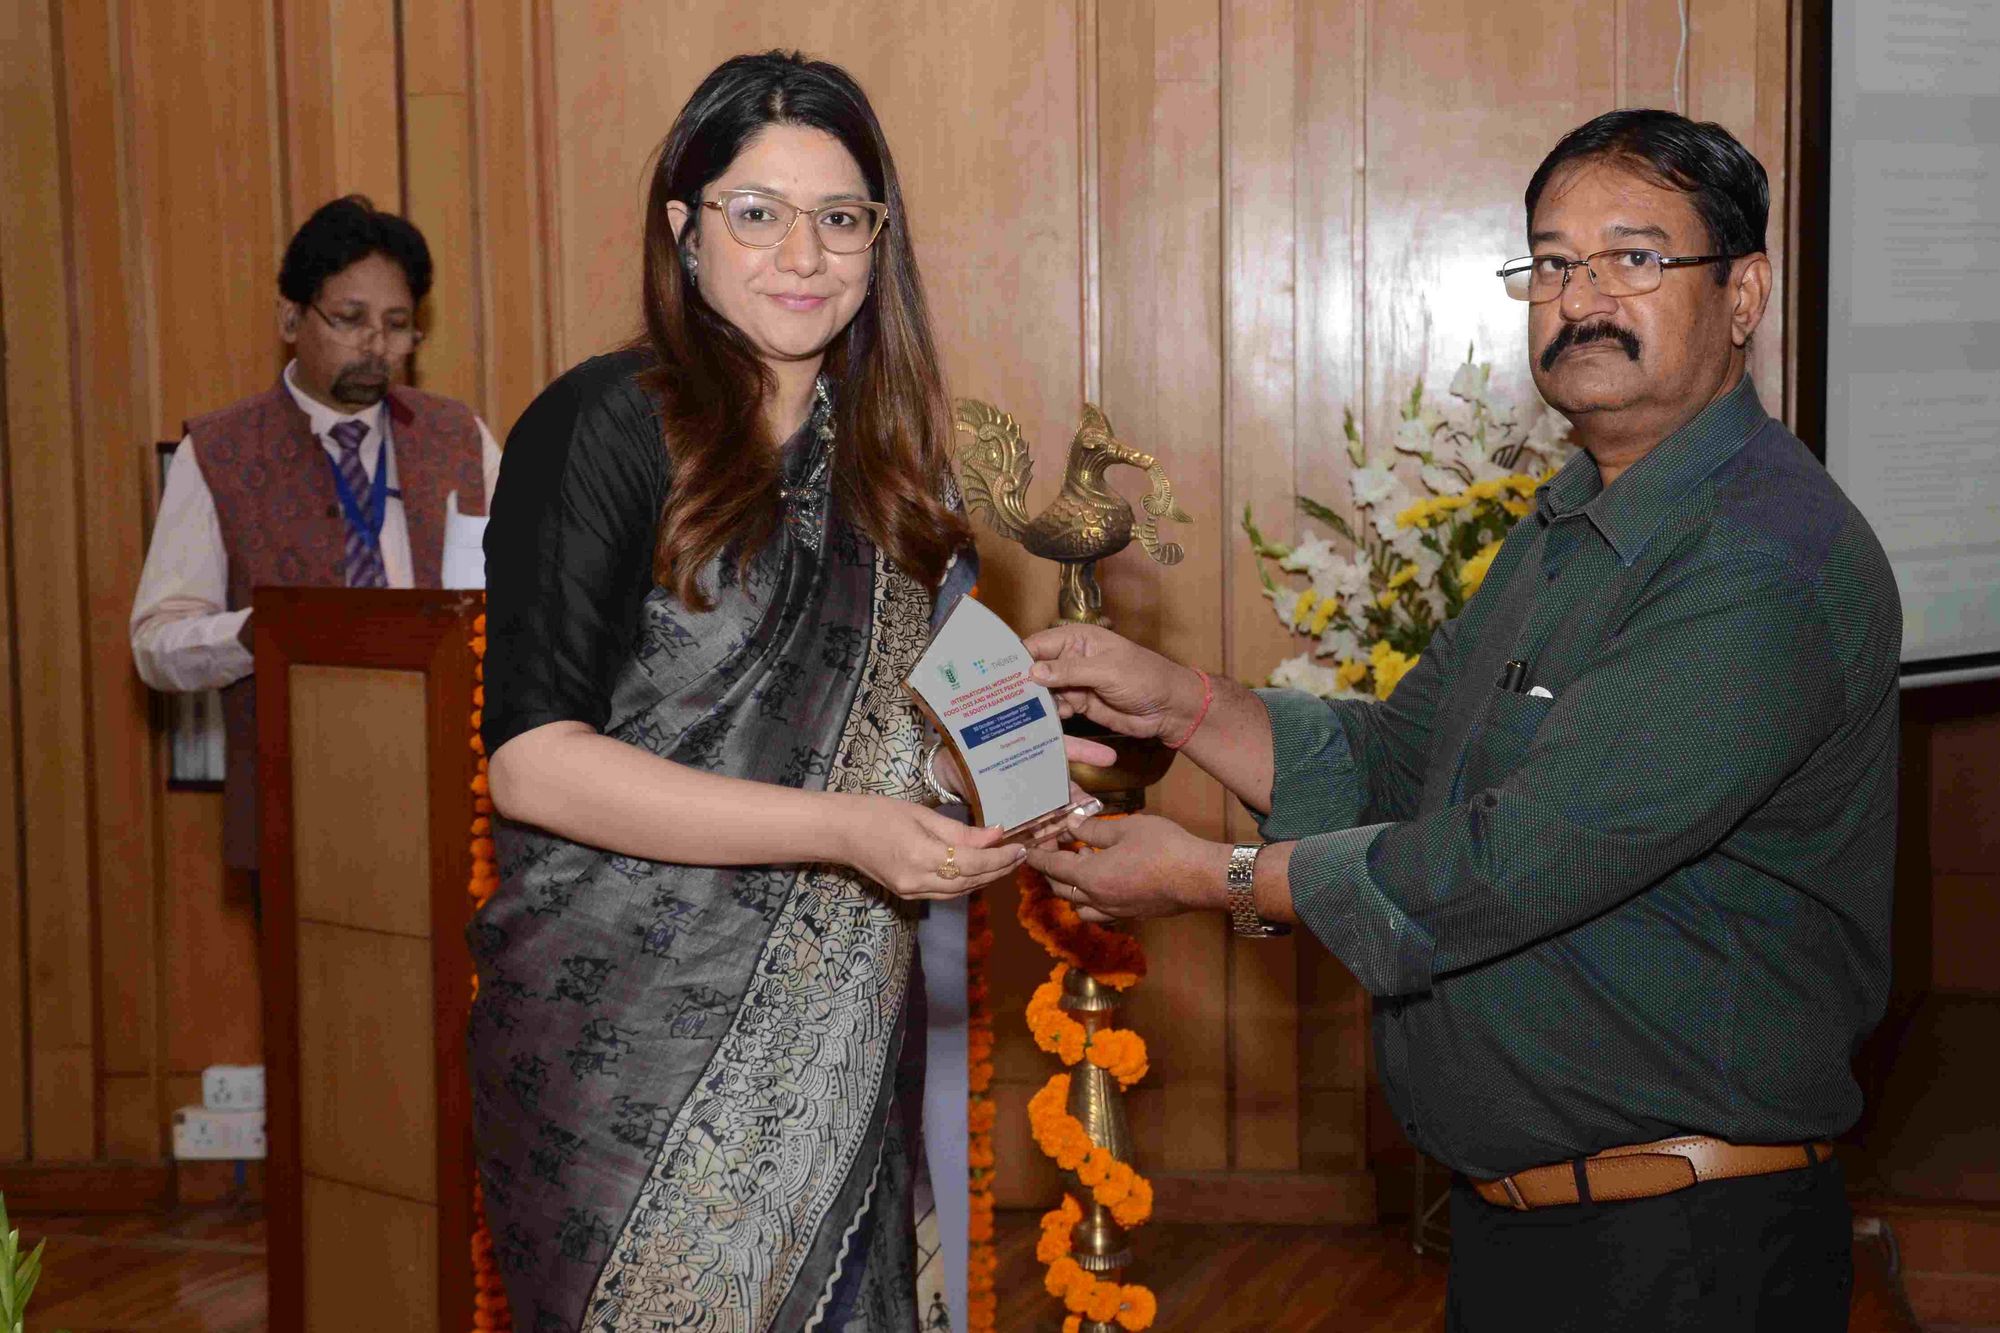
[779,375,836,552]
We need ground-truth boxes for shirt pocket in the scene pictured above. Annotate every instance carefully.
[1450,688,1556,803]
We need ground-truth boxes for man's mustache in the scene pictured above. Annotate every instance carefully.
[1540,322,1643,372]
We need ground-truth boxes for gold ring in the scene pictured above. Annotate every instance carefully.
[936,846,961,880]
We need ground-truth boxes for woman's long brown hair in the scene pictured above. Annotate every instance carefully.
[639,51,969,609]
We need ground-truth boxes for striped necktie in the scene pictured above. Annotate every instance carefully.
[328,419,389,588]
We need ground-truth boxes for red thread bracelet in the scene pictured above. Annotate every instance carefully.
[1164,666,1212,750]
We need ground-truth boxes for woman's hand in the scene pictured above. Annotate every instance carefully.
[1023,625,1207,741]
[835,796,1026,900]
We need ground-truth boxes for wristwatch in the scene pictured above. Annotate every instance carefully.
[1226,844,1290,939]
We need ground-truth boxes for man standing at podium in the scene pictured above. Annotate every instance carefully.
[130,194,500,873]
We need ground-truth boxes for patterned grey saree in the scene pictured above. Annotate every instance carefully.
[470,361,968,1332]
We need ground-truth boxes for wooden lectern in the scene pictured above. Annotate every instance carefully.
[255,588,484,1333]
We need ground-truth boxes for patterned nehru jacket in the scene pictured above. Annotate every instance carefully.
[190,377,484,870]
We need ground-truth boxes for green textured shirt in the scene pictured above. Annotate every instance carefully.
[1257,376,1900,1177]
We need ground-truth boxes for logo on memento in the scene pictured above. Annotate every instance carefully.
[941,661,961,688]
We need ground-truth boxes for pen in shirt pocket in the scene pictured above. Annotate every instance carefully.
[1497,659,1556,700]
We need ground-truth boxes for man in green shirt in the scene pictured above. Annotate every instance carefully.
[1025,110,1898,1331]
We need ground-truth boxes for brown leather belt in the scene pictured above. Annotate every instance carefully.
[1472,1135,1833,1210]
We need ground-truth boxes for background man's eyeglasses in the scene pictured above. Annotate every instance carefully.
[1497,249,1747,302]
[701,190,889,255]
[310,303,423,351]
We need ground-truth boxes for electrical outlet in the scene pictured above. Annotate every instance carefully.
[172,1106,267,1160]
[201,1064,265,1111]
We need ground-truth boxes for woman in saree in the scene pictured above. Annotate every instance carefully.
[470,50,1101,1333]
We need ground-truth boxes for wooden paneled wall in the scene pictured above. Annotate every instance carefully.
[0,0,1799,1211]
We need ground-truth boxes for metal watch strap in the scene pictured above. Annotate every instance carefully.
[1226,844,1289,938]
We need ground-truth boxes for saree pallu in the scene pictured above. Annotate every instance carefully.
[468,512,961,1333]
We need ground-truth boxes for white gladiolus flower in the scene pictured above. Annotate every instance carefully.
[1318,624,1363,662]
[1328,556,1370,599]
[1394,416,1434,455]
[1350,462,1399,508]
[1448,360,1491,405]
[1279,533,1341,576]
[1421,463,1467,496]
[1374,506,1405,541]
[1406,537,1445,583]
[1458,430,1490,472]
[1269,586,1303,629]
[1524,406,1571,454]
[1428,431,1462,471]
[1421,585,1449,620]
[1270,654,1345,697]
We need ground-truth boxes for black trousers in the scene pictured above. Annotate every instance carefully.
[1446,1157,1853,1333]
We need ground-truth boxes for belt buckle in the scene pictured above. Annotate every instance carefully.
[1501,1177,1529,1211]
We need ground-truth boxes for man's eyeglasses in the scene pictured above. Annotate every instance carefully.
[701,190,889,255]
[310,303,424,351]
[1497,249,1748,303]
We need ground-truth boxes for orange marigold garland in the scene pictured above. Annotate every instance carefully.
[1035,1194,1157,1331]
[1017,836,1157,1331]
[1016,870,1146,990]
[468,613,512,1331]
[965,890,999,1332]
[1026,966,1149,1088]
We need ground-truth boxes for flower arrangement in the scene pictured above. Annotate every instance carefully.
[1242,351,1573,699]
[467,615,512,1333]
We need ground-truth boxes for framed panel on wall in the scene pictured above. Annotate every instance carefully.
[1820,0,2000,689]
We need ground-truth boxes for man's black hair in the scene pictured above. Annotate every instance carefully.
[1524,109,1767,281]
[278,194,433,305]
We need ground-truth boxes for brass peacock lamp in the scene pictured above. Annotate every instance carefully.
[952,398,1193,1331]
[953,400,1191,628]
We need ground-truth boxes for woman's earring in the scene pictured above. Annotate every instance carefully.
[684,251,699,279]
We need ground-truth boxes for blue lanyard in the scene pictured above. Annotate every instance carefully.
[324,426,392,547]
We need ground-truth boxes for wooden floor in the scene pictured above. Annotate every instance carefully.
[21,1205,266,1333]
[15,1202,1935,1332]
[995,1212,1449,1333]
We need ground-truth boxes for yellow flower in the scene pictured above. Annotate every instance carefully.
[1292,589,1320,631]
[1376,589,1399,610]
[1335,659,1368,690]
[1388,563,1419,590]
[1459,538,1503,595]
[1502,498,1532,518]
[1465,478,1506,502]
[1307,596,1340,636]
[1395,497,1437,529]
[1369,640,1418,698]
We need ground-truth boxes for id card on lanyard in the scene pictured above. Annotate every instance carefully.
[324,421,396,554]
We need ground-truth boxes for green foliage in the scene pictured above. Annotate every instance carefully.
[0,1192,51,1333]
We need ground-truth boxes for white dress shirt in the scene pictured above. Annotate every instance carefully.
[130,361,501,693]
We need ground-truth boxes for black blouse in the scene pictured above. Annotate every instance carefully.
[481,350,669,756]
